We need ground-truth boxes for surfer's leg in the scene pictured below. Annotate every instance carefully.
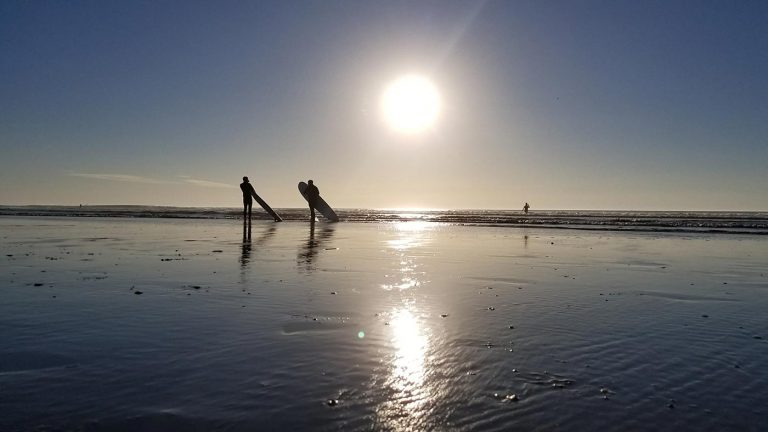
[245,201,252,219]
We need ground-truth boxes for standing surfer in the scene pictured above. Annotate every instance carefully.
[305,179,320,222]
[523,202,530,214]
[240,176,257,219]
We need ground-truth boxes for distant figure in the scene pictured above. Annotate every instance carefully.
[523,202,530,214]
[305,179,320,222]
[240,176,257,219]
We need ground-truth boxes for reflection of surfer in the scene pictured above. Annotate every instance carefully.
[240,176,257,219]
[240,219,252,269]
[298,223,335,272]
[523,202,530,214]
[240,222,277,271]
[305,179,320,222]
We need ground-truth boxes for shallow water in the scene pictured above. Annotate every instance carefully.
[1,217,767,431]
[2,206,767,233]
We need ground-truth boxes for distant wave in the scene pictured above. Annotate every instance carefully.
[1,206,767,234]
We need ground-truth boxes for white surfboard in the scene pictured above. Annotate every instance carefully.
[251,191,282,222]
[298,182,339,222]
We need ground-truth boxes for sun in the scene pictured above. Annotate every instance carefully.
[381,75,441,134]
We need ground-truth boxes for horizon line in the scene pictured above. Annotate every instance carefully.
[0,204,766,213]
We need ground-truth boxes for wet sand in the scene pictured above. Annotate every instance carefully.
[1,217,767,431]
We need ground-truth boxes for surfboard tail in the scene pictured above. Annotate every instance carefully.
[251,191,283,222]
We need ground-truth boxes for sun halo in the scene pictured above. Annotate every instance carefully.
[381,75,441,135]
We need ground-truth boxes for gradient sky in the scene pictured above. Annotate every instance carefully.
[2,1,766,210]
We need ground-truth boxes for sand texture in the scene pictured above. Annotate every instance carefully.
[1,217,767,431]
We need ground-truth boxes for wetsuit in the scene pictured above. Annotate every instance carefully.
[240,181,256,218]
[306,183,320,221]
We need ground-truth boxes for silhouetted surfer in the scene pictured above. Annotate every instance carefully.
[305,179,320,222]
[240,176,257,219]
[523,202,530,214]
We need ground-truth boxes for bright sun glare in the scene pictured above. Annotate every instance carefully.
[381,75,441,134]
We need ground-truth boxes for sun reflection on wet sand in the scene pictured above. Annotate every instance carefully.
[380,222,433,291]
[391,308,428,389]
[376,306,434,431]
[394,220,433,232]
[376,222,437,430]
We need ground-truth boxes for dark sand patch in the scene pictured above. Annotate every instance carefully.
[0,351,77,373]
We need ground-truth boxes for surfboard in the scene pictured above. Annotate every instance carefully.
[251,191,283,222]
[298,182,339,222]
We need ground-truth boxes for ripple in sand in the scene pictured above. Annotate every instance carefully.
[282,315,351,334]
[0,351,77,373]
[635,291,739,302]
[516,370,576,390]
[465,276,533,285]
[620,260,669,268]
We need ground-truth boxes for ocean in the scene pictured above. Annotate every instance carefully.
[1,205,767,234]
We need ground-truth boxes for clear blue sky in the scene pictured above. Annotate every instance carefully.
[2,0,766,210]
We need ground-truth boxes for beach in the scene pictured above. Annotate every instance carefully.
[1,216,767,431]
